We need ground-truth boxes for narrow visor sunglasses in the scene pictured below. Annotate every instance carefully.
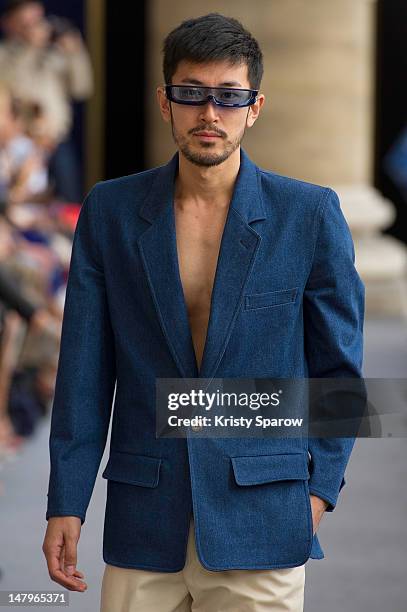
[165,84,259,108]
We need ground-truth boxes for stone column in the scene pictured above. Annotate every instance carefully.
[146,0,407,316]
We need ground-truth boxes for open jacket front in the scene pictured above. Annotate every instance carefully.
[46,148,365,571]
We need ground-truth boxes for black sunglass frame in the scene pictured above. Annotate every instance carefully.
[165,84,259,108]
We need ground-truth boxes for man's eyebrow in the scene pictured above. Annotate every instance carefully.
[179,78,244,87]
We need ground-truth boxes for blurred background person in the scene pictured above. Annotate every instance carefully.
[0,0,93,203]
[0,81,50,205]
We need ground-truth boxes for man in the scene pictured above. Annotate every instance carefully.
[0,0,94,202]
[42,13,365,612]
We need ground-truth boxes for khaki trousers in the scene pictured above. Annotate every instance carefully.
[100,518,306,612]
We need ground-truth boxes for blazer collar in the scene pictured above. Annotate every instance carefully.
[139,147,266,225]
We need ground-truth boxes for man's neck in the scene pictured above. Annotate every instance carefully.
[174,147,241,211]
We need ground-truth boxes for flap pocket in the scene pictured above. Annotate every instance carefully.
[231,452,309,486]
[244,287,298,310]
[102,451,161,488]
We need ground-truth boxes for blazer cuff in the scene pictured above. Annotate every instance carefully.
[46,510,85,525]
[308,477,346,512]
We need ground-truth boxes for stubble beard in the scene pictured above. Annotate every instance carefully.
[170,107,247,167]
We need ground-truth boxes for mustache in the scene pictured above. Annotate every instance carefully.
[188,125,227,138]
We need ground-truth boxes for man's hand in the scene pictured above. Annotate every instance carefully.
[310,494,329,535]
[42,517,87,592]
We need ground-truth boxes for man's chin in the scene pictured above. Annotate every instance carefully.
[180,145,232,168]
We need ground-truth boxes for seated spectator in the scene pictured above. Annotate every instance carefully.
[0,0,94,202]
[0,82,50,205]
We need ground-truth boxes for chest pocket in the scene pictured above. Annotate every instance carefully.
[244,287,298,311]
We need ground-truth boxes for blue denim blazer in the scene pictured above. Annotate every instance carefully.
[46,147,365,571]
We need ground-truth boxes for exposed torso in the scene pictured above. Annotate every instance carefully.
[174,199,229,372]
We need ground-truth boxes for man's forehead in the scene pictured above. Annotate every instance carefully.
[172,60,250,87]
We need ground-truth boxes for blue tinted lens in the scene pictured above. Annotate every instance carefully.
[172,86,206,101]
[214,89,252,105]
[167,85,256,106]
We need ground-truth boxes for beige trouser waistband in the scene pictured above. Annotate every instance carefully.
[100,517,306,612]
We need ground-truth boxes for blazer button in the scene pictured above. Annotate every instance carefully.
[191,424,203,432]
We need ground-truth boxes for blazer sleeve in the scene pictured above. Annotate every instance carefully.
[304,188,365,512]
[46,183,116,525]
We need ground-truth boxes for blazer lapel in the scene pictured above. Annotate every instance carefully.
[198,149,267,379]
[137,154,199,378]
[137,148,267,380]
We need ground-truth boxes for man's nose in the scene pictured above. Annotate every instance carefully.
[198,98,220,122]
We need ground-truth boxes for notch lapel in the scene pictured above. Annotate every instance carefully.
[137,154,199,378]
[197,149,267,379]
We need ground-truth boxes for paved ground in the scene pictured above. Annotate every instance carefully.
[0,316,406,612]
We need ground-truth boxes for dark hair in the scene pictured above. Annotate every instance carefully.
[1,0,42,17]
[163,13,263,90]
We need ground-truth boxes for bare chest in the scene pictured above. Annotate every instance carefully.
[174,204,229,369]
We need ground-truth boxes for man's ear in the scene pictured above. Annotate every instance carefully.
[246,94,266,128]
[157,86,171,123]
